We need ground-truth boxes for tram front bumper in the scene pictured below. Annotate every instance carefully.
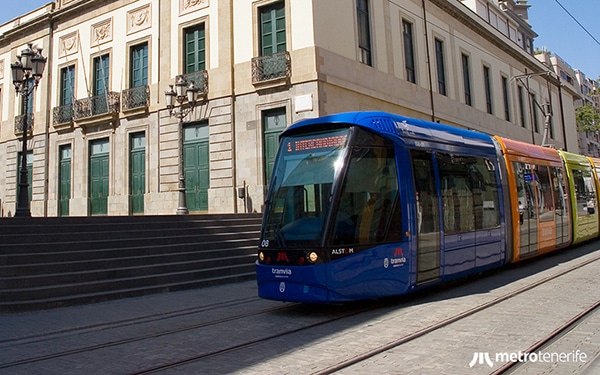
[256,262,333,303]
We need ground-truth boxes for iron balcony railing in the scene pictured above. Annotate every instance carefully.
[73,92,120,121]
[183,70,209,97]
[14,113,34,135]
[53,104,74,126]
[122,85,150,111]
[251,51,291,84]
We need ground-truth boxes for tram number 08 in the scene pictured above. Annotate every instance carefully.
[261,240,270,248]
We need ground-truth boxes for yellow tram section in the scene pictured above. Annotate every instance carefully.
[588,157,600,235]
[561,151,600,244]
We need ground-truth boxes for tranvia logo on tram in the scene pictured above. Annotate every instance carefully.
[384,248,407,268]
[272,268,292,278]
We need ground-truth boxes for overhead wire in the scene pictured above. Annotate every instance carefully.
[554,0,600,47]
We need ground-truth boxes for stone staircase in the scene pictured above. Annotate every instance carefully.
[0,214,262,312]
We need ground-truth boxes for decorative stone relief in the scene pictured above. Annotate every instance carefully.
[0,60,4,80]
[180,0,209,16]
[127,5,151,35]
[91,19,113,47]
[59,32,78,57]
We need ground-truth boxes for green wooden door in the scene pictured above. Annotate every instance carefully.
[58,145,71,216]
[89,139,109,215]
[184,123,209,212]
[130,133,145,214]
[263,108,286,186]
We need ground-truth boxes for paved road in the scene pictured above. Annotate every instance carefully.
[2,242,600,374]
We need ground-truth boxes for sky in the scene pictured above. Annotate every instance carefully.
[1,1,52,25]
[527,0,600,80]
[2,0,600,79]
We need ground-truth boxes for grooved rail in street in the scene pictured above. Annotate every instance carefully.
[0,214,262,312]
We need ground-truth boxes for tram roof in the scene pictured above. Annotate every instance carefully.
[559,149,594,168]
[495,136,562,163]
[286,111,495,151]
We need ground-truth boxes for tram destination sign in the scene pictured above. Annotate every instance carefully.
[286,131,348,154]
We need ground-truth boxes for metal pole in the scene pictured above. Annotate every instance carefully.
[15,87,31,217]
[176,115,188,215]
[166,75,199,215]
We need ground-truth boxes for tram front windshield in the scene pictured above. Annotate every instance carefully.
[263,128,349,247]
[262,126,400,249]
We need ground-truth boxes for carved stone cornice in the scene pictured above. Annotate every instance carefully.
[430,0,547,74]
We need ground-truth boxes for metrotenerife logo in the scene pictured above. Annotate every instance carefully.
[469,352,493,368]
[469,350,587,368]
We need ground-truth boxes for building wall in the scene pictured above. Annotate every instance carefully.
[0,0,581,216]
[312,0,573,147]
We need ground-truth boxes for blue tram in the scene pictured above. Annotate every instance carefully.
[255,111,597,302]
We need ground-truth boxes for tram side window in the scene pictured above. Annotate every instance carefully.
[572,168,596,216]
[332,145,399,245]
[413,151,439,235]
[551,166,569,245]
[551,167,567,216]
[439,153,474,234]
[472,157,500,229]
[536,166,554,222]
[438,153,500,234]
[514,162,536,222]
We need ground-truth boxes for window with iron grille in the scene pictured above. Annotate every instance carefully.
[56,65,75,123]
[92,54,110,115]
[254,2,288,82]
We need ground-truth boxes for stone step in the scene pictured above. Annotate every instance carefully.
[0,214,263,312]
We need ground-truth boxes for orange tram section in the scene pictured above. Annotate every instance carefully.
[495,136,600,263]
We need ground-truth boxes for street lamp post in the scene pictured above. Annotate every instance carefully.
[11,43,46,217]
[165,75,200,215]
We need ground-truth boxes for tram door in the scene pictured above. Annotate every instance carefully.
[513,162,538,257]
[411,150,441,283]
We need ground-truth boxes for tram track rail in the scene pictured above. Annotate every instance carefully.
[130,250,600,375]
[3,249,599,374]
[0,296,296,370]
[129,305,379,375]
[491,300,600,374]
[310,251,600,375]
[0,296,259,346]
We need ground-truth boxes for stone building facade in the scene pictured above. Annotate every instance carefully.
[0,0,578,217]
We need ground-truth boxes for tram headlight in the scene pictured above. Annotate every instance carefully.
[258,252,265,262]
[307,251,319,263]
